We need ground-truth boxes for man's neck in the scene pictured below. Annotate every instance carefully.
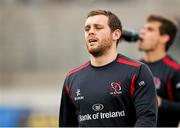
[90,51,118,67]
[144,50,167,63]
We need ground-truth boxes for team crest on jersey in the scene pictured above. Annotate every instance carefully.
[153,77,161,89]
[110,82,122,96]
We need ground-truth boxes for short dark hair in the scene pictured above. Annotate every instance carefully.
[147,14,178,51]
[87,10,122,44]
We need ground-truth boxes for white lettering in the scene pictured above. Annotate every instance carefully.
[100,110,125,119]
[111,111,116,117]
[105,112,110,118]
[79,114,92,121]
[79,110,125,122]
[74,96,84,101]
[92,113,99,120]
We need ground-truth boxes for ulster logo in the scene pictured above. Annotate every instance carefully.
[110,82,122,96]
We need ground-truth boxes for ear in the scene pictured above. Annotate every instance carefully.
[112,29,121,41]
[160,34,170,45]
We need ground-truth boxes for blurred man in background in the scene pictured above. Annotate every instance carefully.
[59,10,157,127]
[138,14,180,127]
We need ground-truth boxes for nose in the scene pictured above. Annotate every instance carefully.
[139,28,145,36]
[88,27,95,36]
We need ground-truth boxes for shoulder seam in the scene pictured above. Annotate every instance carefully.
[66,62,90,76]
[116,58,141,67]
[163,57,180,70]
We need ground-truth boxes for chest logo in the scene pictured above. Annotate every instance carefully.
[92,104,104,111]
[74,89,84,101]
[76,89,81,96]
[110,82,122,96]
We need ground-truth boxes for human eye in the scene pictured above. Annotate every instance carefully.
[147,27,154,32]
[84,26,90,32]
[96,25,103,29]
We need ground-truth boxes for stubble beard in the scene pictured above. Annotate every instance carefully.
[87,37,113,57]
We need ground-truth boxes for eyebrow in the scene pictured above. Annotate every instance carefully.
[85,24,104,27]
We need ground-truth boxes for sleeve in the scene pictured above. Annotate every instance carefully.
[159,69,180,114]
[133,64,158,127]
[59,78,78,127]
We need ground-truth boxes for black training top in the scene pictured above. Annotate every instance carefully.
[60,53,157,127]
[141,55,180,127]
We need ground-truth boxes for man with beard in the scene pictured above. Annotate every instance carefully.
[138,14,180,127]
[59,10,157,127]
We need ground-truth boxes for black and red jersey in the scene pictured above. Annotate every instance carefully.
[141,55,180,127]
[59,54,157,127]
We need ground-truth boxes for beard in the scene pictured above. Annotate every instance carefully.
[86,37,113,57]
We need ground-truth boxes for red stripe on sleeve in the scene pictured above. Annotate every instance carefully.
[65,84,71,97]
[163,57,180,70]
[167,76,173,101]
[130,74,137,98]
[117,58,141,67]
[66,62,89,76]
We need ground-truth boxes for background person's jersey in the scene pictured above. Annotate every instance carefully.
[141,55,180,127]
[60,54,157,127]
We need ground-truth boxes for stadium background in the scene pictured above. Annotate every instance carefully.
[0,0,180,127]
